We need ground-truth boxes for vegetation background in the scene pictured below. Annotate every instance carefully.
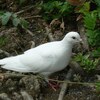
[0,0,100,100]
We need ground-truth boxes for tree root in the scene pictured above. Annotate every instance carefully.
[58,69,74,100]
[58,61,84,100]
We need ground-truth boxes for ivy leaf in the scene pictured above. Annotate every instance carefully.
[1,12,12,25]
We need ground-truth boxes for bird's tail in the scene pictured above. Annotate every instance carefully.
[0,56,33,73]
[0,57,16,71]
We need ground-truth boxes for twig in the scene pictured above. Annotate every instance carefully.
[0,73,27,79]
[11,36,24,52]
[24,15,42,19]
[23,28,34,36]
[0,72,97,86]
[45,27,55,41]
[48,79,95,86]
[57,61,84,100]
[0,73,43,80]
[30,41,35,48]
[58,69,74,100]
[15,5,34,15]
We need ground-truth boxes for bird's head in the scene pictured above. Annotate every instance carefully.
[63,32,82,45]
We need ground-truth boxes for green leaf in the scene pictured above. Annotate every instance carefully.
[97,8,100,18]
[1,12,12,25]
[0,11,4,16]
[53,1,62,8]
[79,2,90,14]
[95,82,100,91]
[59,2,70,13]
[19,0,26,5]
[74,53,98,72]
[12,13,20,27]
[91,48,100,57]
[20,18,29,29]
[84,11,97,30]
[41,1,73,21]
[94,0,100,7]
[12,13,17,18]
[12,17,20,27]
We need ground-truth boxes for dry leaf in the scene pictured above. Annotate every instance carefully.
[66,0,86,6]
[50,18,61,28]
[60,21,65,31]
[76,14,83,21]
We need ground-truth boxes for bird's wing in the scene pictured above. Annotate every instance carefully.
[24,41,59,54]
[0,52,54,73]
[19,51,55,73]
[0,56,30,72]
[0,41,60,73]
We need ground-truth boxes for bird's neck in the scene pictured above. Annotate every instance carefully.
[61,39,73,49]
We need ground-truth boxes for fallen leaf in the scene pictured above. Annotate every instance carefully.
[60,21,65,31]
[66,0,86,6]
[76,14,83,21]
[50,18,61,28]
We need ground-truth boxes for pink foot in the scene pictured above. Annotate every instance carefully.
[48,80,60,91]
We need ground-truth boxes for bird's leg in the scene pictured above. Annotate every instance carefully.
[48,79,60,91]
[40,72,60,91]
[44,77,60,91]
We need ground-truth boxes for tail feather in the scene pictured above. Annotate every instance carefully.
[0,56,32,72]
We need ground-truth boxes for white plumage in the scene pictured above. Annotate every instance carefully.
[0,32,82,77]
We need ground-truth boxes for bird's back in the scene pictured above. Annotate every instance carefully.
[0,35,73,76]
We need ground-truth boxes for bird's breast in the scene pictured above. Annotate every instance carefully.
[49,49,72,72]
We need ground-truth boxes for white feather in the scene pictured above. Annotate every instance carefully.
[0,32,81,77]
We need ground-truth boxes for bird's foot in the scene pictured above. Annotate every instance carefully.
[48,80,60,91]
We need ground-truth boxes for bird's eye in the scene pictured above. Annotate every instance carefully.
[72,36,76,39]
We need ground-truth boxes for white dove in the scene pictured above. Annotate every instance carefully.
[0,32,82,77]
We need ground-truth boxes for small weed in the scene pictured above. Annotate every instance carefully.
[91,48,100,58]
[74,53,99,72]
[0,11,29,29]
[76,2,100,47]
[95,82,100,91]
[41,1,73,21]
[83,9,100,46]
